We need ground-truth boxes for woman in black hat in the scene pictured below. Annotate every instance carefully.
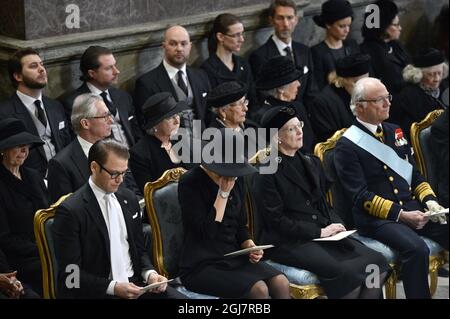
[253,107,389,299]
[391,48,449,139]
[311,0,360,90]
[256,56,316,153]
[0,118,49,296]
[178,128,290,298]
[360,0,411,95]
[129,92,191,192]
[201,13,258,118]
[311,53,371,142]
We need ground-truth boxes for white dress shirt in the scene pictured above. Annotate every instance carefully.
[272,34,293,57]
[356,117,379,135]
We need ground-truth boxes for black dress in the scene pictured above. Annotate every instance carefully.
[430,109,449,207]
[254,151,389,298]
[311,39,360,90]
[360,39,411,95]
[178,167,281,298]
[0,164,49,295]
[310,85,353,142]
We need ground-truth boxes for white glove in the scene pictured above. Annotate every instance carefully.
[425,200,447,224]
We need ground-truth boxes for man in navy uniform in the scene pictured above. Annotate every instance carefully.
[334,77,448,299]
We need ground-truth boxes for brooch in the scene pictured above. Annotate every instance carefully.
[394,128,408,147]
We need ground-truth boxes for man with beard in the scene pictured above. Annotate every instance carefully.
[0,48,72,178]
[62,46,142,147]
[134,25,211,133]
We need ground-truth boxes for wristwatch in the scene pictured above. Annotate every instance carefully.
[218,189,230,199]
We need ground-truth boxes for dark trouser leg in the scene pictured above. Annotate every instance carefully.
[370,223,431,299]
[140,285,187,299]
[417,220,449,250]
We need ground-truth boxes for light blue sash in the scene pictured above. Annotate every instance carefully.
[343,125,413,185]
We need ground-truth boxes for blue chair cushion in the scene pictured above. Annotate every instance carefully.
[351,233,397,264]
[175,285,219,299]
[264,260,320,285]
[422,236,445,255]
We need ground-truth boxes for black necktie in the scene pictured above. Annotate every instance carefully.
[375,125,384,143]
[284,46,294,61]
[177,70,188,96]
[100,91,117,116]
[34,100,47,127]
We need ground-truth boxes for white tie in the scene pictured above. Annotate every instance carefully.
[104,194,129,282]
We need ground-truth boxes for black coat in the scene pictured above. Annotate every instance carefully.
[249,37,319,109]
[201,54,258,118]
[254,152,342,246]
[47,138,90,202]
[61,83,141,145]
[53,184,153,298]
[0,248,10,273]
[310,85,354,142]
[360,39,411,95]
[311,39,360,90]
[390,83,448,140]
[134,63,211,126]
[255,96,316,154]
[334,121,435,232]
[0,94,72,176]
[430,109,449,207]
[0,164,49,264]
[129,134,188,193]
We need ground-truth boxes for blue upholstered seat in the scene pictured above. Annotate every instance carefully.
[264,260,320,285]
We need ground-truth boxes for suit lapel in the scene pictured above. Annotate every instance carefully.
[83,185,110,258]
[280,157,312,195]
[43,96,62,149]
[186,67,203,118]
[115,192,136,262]
[109,88,134,145]
[70,139,90,181]
[156,63,178,100]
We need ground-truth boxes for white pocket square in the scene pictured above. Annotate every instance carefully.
[132,212,139,219]
[128,115,134,120]
[303,66,309,74]
[202,92,207,97]
[58,121,65,130]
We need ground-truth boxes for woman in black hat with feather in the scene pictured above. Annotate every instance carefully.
[256,56,316,153]
[0,118,49,296]
[129,92,192,192]
[311,53,371,142]
[253,107,389,299]
[311,0,360,90]
[360,0,411,95]
[178,128,290,298]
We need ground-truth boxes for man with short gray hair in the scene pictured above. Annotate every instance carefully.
[335,77,449,298]
[47,93,113,202]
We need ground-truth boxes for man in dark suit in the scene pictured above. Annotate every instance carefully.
[47,94,113,202]
[334,77,449,299]
[62,46,142,147]
[248,0,318,109]
[0,48,72,177]
[135,25,211,130]
[52,139,184,299]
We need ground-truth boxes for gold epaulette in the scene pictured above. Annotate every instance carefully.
[414,182,436,202]
[364,195,394,219]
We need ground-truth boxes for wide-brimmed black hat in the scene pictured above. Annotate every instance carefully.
[335,53,371,77]
[256,56,304,90]
[313,0,354,28]
[0,118,44,150]
[142,92,189,129]
[413,48,445,68]
[201,128,257,177]
[207,81,247,109]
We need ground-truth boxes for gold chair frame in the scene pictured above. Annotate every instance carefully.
[143,167,187,278]
[34,194,71,299]
[314,128,448,298]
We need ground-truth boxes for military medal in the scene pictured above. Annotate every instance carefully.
[395,128,407,147]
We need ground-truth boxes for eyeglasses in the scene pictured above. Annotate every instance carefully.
[86,112,113,121]
[224,32,244,39]
[229,99,249,108]
[281,121,304,133]
[98,162,130,180]
[358,94,392,105]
